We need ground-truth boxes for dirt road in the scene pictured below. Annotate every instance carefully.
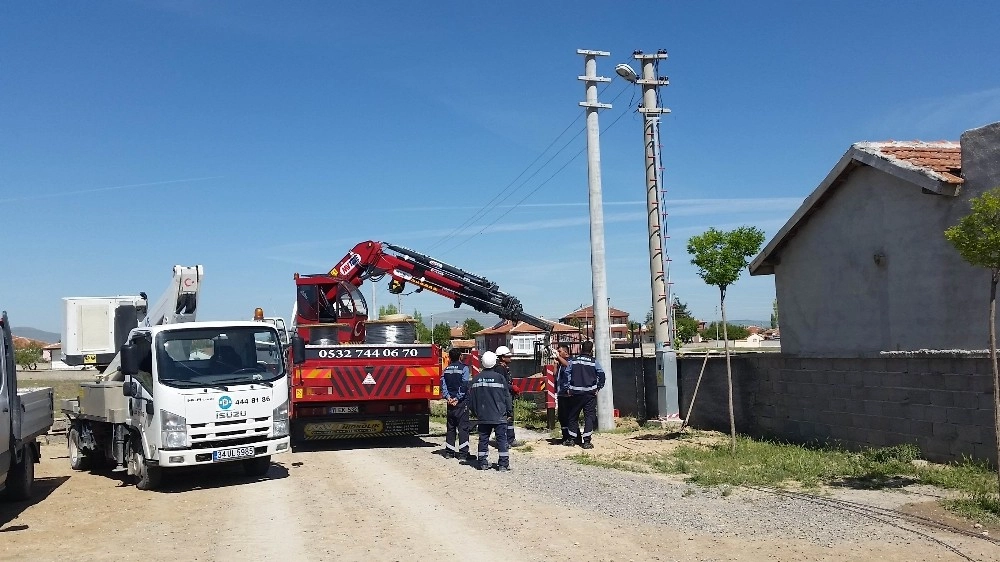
[3,430,1000,561]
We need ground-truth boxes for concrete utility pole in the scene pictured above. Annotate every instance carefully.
[619,49,679,419]
[577,49,615,431]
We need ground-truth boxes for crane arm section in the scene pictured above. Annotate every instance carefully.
[330,241,553,333]
[141,265,203,327]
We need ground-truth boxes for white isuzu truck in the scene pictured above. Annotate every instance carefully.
[62,320,290,489]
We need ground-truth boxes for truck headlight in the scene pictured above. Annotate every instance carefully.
[272,400,289,437]
[161,409,188,449]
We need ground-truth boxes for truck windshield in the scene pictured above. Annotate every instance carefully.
[155,326,285,388]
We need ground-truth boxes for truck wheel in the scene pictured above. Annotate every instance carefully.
[242,455,271,477]
[68,427,90,471]
[4,444,35,501]
[130,443,161,491]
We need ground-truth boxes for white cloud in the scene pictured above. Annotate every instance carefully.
[0,176,222,204]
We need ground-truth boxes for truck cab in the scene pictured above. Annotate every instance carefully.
[64,321,290,489]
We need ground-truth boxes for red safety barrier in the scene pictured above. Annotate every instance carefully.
[544,364,556,409]
[463,349,481,377]
[510,377,545,394]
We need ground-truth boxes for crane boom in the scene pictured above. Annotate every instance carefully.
[331,240,553,332]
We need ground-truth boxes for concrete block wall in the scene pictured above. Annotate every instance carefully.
[677,354,998,465]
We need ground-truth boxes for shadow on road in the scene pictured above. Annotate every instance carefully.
[154,462,291,493]
[630,431,686,442]
[70,460,291,494]
[0,475,70,529]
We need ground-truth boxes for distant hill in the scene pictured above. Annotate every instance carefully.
[11,327,59,344]
[421,310,502,330]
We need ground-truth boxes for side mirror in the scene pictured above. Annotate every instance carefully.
[291,335,306,365]
[122,381,137,397]
[121,344,139,376]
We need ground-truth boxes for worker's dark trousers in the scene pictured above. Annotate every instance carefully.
[477,422,510,469]
[557,395,571,440]
[506,392,516,444]
[445,403,470,458]
[565,393,597,444]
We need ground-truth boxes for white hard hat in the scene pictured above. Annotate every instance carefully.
[481,351,497,369]
[495,345,511,357]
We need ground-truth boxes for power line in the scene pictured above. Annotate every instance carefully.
[428,59,634,252]
[439,92,638,255]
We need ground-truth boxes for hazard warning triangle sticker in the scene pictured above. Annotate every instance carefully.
[362,373,377,385]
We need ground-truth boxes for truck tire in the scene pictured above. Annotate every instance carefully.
[130,442,161,491]
[4,444,35,501]
[242,455,271,477]
[68,427,90,471]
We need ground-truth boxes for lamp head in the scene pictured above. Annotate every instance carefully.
[615,63,638,83]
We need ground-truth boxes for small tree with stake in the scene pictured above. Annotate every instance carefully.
[687,226,765,452]
[944,187,1000,496]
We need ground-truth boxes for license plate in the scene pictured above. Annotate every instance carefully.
[329,406,359,414]
[212,446,255,462]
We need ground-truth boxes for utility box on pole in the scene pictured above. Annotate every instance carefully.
[577,49,616,431]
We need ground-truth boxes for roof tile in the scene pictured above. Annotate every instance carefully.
[854,141,962,184]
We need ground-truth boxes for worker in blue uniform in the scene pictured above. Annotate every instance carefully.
[560,340,606,449]
[469,351,513,471]
[440,347,472,461]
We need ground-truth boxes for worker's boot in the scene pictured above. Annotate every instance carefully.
[478,457,490,471]
[581,440,594,450]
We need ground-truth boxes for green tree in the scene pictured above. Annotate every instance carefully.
[699,322,749,341]
[944,186,1000,496]
[14,342,42,370]
[687,225,766,452]
[462,318,484,339]
[770,298,779,329]
[377,304,399,318]
[672,297,699,344]
[432,323,452,349]
[411,310,431,343]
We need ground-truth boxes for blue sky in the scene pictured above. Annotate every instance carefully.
[2,1,998,335]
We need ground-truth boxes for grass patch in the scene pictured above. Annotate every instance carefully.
[512,398,547,429]
[943,493,1000,525]
[430,400,447,425]
[16,378,84,416]
[571,433,1000,524]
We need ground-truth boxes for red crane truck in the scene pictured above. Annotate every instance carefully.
[287,240,552,441]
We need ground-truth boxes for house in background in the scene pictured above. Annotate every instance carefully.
[42,342,61,362]
[559,305,630,344]
[750,122,1000,356]
[474,319,580,356]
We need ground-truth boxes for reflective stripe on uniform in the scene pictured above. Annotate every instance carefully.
[471,381,507,389]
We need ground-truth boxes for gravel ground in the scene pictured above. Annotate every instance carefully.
[517,455,915,545]
[461,424,999,559]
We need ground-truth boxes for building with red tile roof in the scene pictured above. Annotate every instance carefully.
[750,122,1000,356]
[559,305,631,343]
